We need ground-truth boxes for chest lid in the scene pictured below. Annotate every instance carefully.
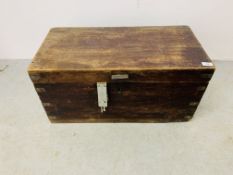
[28,26,215,83]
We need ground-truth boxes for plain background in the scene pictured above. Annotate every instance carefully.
[0,0,233,60]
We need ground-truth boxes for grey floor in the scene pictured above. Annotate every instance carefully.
[0,60,232,175]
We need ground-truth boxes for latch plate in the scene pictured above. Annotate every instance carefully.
[97,82,108,113]
[111,74,129,80]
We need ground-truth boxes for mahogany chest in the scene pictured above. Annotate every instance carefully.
[28,26,215,122]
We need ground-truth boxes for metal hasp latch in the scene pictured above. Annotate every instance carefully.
[97,82,108,113]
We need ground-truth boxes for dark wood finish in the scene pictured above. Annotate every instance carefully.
[29,69,214,84]
[34,82,207,122]
[28,26,215,123]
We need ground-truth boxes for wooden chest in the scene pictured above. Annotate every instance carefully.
[28,26,215,123]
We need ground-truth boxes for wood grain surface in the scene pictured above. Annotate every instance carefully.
[28,26,214,73]
[34,82,207,123]
[28,26,215,122]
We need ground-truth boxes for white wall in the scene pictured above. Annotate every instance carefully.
[0,0,233,60]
